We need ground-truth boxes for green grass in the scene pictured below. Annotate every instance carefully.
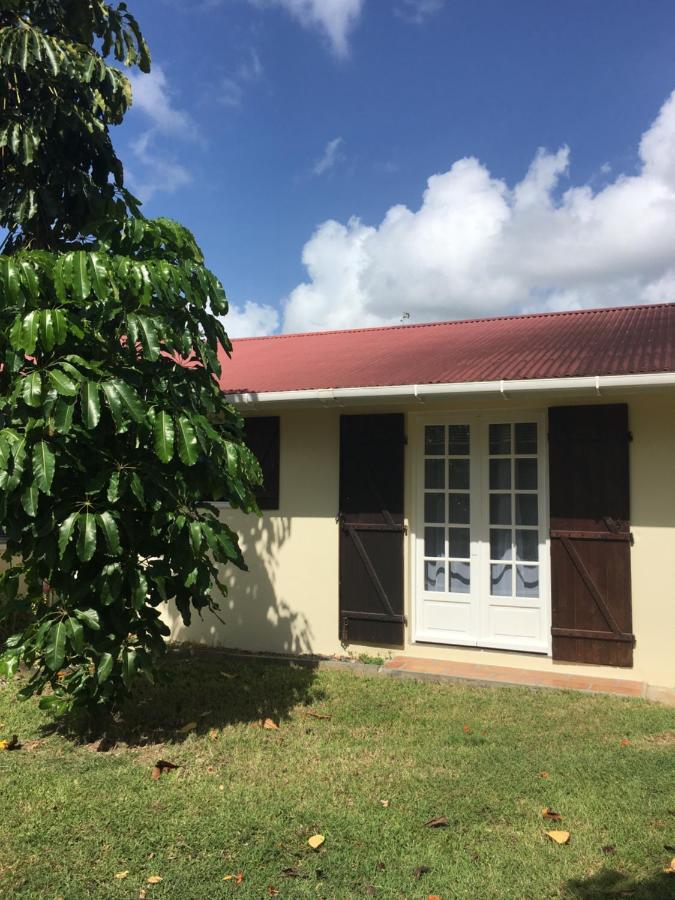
[0,649,673,900]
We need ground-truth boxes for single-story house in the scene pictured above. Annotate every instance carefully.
[168,302,675,700]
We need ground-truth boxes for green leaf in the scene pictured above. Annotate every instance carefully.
[176,416,199,465]
[80,381,100,429]
[97,652,113,683]
[71,251,92,301]
[76,511,96,562]
[189,521,202,554]
[33,441,55,495]
[132,570,148,610]
[102,380,144,430]
[45,621,67,672]
[130,472,145,506]
[54,399,75,434]
[40,310,56,351]
[111,379,145,423]
[48,368,78,397]
[9,315,23,350]
[101,381,125,431]
[23,371,42,407]
[52,309,67,346]
[66,618,84,654]
[153,411,175,463]
[74,608,100,631]
[135,314,160,361]
[21,310,40,354]
[21,484,39,517]
[121,648,137,688]
[97,512,121,556]
[87,253,109,300]
[58,511,79,557]
[107,471,120,503]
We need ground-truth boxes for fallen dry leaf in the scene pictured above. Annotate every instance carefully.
[620,738,631,747]
[463,725,472,734]
[267,887,279,896]
[307,712,332,720]
[380,800,390,808]
[262,718,279,730]
[151,760,179,780]
[537,771,549,779]
[0,735,20,751]
[209,728,219,740]
[665,858,675,875]
[546,830,570,845]
[307,834,325,850]
[424,816,449,828]
[220,671,237,679]
[114,871,129,880]
[541,807,563,821]
[146,875,163,884]
[414,865,431,879]
[138,890,146,900]
[428,895,441,900]
[223,875,234,881]
[178,721,197,734]
[235,872,244,885]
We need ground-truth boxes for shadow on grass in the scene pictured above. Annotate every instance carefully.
[40,646,324,748]
[564,867,674,899]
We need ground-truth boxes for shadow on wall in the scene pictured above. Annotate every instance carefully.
[167,511,315,656]
[564,867,674,900]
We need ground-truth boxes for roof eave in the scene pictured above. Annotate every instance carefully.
[224,371,675,408]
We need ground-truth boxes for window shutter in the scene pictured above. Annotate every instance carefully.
[338,414,406,646]
[548,404,634,667]
[244,416,280,511]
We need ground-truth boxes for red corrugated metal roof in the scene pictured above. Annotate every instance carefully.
[217,303,675,394]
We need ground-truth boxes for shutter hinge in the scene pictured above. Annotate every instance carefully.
[341,616,349,644]
[628,431,633,442]
[629,531,634,547]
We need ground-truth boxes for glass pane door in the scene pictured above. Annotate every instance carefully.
[481,420,547,651]
[417,422,479,644]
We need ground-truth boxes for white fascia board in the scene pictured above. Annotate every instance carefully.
[224,371,675,407]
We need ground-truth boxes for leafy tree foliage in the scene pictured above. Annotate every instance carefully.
[0,1,261,717]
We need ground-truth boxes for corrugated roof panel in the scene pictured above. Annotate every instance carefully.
[217,303,675,394]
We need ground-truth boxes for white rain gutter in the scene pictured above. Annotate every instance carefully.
[224,371,675,406]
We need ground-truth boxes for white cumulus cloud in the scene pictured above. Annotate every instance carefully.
[395,0,445,25]
[312,137,345,176]
[223,301,281,338]
[125,65,198,205]
[282,90,675,333]
[127,65,193,134]
[263,0,363,57]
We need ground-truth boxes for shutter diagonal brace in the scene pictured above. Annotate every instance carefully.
[343,522,403,622]
[559,535,627,637]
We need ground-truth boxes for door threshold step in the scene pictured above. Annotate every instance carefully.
[381,656,645,698]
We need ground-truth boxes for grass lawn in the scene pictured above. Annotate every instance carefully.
[0,649,673,899]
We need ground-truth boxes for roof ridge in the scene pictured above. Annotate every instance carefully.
[229,301,675,343]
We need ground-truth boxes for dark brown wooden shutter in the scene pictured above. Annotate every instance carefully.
[244,416,280,510]
[339,414,405,647]
[548,404,635,666]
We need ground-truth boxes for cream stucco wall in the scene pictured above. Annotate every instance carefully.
[168,390,675,691]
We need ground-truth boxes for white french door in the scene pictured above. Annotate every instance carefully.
[413,412,550,654]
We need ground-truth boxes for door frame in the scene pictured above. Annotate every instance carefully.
[409,408,552,655]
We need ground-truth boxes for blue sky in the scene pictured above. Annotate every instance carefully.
[117,0,675,335]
